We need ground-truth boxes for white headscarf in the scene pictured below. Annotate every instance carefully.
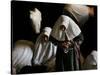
[12,40,34,73]
[83,50,97,69]
[64,4,89,26]
[51,15,81,41]
[30,8,42,34]
[33,27,57,65]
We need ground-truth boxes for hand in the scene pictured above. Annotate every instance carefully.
[61,41,72,48]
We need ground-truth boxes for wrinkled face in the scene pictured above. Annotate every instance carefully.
[42,34,48,42]
[59,25,66,31]
[30,8,42,34]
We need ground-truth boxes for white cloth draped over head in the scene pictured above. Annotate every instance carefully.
[51,15,81,41]
[30,8,42,34]
[64,4,89,26]
[33,27,57,65]
[12,40,34,72]
[83,50,97,69]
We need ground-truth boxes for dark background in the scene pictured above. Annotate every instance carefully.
[11,1,97,58]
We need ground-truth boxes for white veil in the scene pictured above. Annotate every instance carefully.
[30,8,42,34]
[51,15,81,41]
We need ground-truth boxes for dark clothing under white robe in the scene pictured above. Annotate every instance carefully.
[56,34,83,71]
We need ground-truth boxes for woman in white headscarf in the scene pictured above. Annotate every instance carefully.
[33,27,57,72]
[12,40,34,74]
[51,15,84,71]
[82,50,97,70]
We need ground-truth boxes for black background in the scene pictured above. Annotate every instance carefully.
[11,1,97,58]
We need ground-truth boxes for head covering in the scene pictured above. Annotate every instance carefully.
[43,27,52,38]
[51,15,81,41]
[83,50,97,69]
[12,40,33,73]
[30,8,42,34]
[64,4,89,26]
[33,27,57,65]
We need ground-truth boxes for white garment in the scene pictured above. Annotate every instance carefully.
[64,4,89,26]
[30,8,42,34]
[83,50,97,69]
[85,50,97,65]
[12,40,33,73]
[51,15,81,41]
[33,27,57,65]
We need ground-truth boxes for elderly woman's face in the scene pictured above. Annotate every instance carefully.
[42,35,48,42]
[60,25,66,31]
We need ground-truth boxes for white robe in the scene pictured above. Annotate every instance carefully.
[12,40,33,73]
[33,27,57,65]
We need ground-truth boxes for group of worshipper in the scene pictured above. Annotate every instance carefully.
[12,4,97,74]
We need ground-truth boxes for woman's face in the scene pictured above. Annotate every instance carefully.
[60,25,66,31]
[42,35,48,42]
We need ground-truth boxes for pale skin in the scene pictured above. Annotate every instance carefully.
[41,34,48,43]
